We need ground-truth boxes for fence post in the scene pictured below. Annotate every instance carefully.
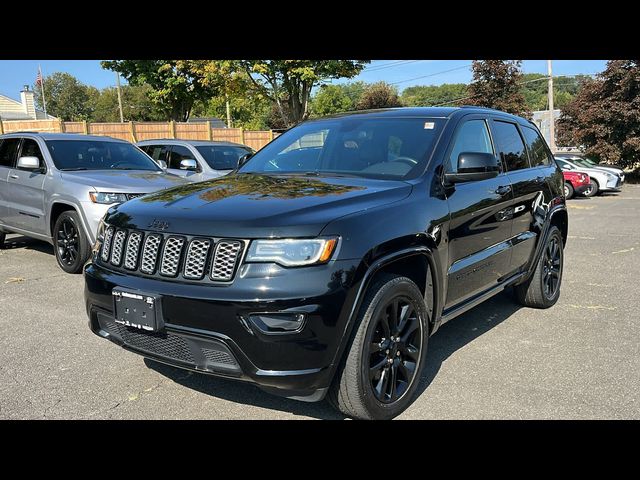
[0,120,3,135]
[83,121,89,135]
[59,119,65,133]
[269,129,274,141]
[129,121,137,142]
[239,127,245,144]
[170,120,176,139]
[206,120,212,141]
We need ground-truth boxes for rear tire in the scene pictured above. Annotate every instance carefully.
[563,182,574,199]
[515,226,564,309]
[328,274,430,420]
[53,211,90,274]
[583,179,599,197]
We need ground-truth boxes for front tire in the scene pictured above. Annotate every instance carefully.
[515,225,564,309]
[583,179,599,197]
[53,211,90,274]
[328,274,430,420]
[564,182,574,199]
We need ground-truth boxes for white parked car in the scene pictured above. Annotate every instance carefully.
[554,157,623,197]
[137,139,255,182]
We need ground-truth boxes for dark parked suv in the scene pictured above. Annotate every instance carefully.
[85,107,567,419]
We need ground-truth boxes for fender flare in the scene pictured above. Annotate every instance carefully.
[329,246,442,370]
[48,199,92,242]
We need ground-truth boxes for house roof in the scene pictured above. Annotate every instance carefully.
[0,93,57,120]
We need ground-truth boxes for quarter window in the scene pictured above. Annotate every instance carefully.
[521,126,552,167]
[491,121,530,171]
[446,120,494,173]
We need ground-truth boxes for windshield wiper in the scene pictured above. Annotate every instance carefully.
[60,167,88,171]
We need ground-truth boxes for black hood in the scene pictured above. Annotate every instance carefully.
[106,173,413,238]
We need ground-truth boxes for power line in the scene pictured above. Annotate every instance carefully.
[389,64,473,85]
[365,60,423,73]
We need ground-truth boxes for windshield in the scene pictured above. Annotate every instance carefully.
[196,145,253,170]
[239,117,445,180]
[46,140,161,171]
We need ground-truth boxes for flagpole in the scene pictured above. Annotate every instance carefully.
[39,65,48,117]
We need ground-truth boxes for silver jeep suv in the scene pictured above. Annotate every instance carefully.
[0,133,188,273]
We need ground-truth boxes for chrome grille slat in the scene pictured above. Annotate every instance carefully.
[211,240,243,281]
[140,234,162,274]
[110,230,127,266]
[160,236,185,277]
[124,231,143,270]
[101,227,115,262]
[183,239,211,279]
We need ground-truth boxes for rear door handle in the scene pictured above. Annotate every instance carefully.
[495,185,511,195]
[9,174,19,179]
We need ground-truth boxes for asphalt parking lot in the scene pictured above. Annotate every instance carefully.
[1,185,639,420]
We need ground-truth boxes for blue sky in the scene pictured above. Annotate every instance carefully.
[0,59,608,101]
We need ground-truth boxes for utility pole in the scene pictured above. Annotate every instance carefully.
[547,60,556,152]
[115,72,124,123]
[225,93,232,128]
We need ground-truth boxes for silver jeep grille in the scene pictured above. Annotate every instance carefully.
[140,234,162,274]
[184,239,211,279]
[99,228,244,283]
[211,240,242,281]
[101,227,114,262]
[160,236,185,277]
[110,230,126,266]
[123,231,142,270]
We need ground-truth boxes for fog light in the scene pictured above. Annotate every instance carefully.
[247,313,306,334]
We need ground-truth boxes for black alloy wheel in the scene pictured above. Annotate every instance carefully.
[367,296,422,403]
[57,218,79,267]
[542,234,562,300]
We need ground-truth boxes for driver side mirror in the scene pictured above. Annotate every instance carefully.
[17,156,42,172]
[158,159,168,170]
[237,152,253,169]
[444,152,500,184]
[179,159,198,171]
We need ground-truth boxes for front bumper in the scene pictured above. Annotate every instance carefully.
[574,184,590,195]
[84,259,358,401]
[603,176,624,191]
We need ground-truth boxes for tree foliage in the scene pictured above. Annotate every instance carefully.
[91,84,164,122]
[33,72,95,121]
[557,60,640,168]
[101,60,221,121]
[467,60,530,117]
[400,83,468,107]
[356,82,402,110]
[239,60,368,127]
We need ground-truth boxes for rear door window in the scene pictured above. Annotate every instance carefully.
[0,138,21,168]
[491,121,530,171]
[521,126,552,167]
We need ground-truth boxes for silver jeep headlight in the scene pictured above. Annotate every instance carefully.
[246,238,338,267]
[89,192,128,204]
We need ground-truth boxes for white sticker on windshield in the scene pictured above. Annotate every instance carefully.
[424,122,435,129]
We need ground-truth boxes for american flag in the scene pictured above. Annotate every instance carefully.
[36,66,43,87]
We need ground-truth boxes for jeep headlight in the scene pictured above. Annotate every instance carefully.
[246,238,338,267]
[89,192,129,204]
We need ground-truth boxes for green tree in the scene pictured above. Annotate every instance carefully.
[311,84,353,116]
[240,60,369,127]
[557,60,640,169]
[467,60,530,117]
[356,82,402,110]
[192,91,272,130]
[101,60,221,121]
[400,83,468,106]
[33,72,94,121]
[91,84,164,122]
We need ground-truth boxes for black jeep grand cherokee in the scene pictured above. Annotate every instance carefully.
[85,107,567,419]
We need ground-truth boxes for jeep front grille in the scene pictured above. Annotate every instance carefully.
[99,228,245,283]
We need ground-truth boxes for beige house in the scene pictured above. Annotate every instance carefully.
[0,85,57,121]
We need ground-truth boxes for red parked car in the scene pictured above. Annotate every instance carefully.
[563,170,591,199]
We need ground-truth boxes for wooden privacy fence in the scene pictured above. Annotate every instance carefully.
[0,119,277,151]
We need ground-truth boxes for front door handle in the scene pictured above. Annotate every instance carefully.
[9,174,19,179]
[495,185,512,195]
